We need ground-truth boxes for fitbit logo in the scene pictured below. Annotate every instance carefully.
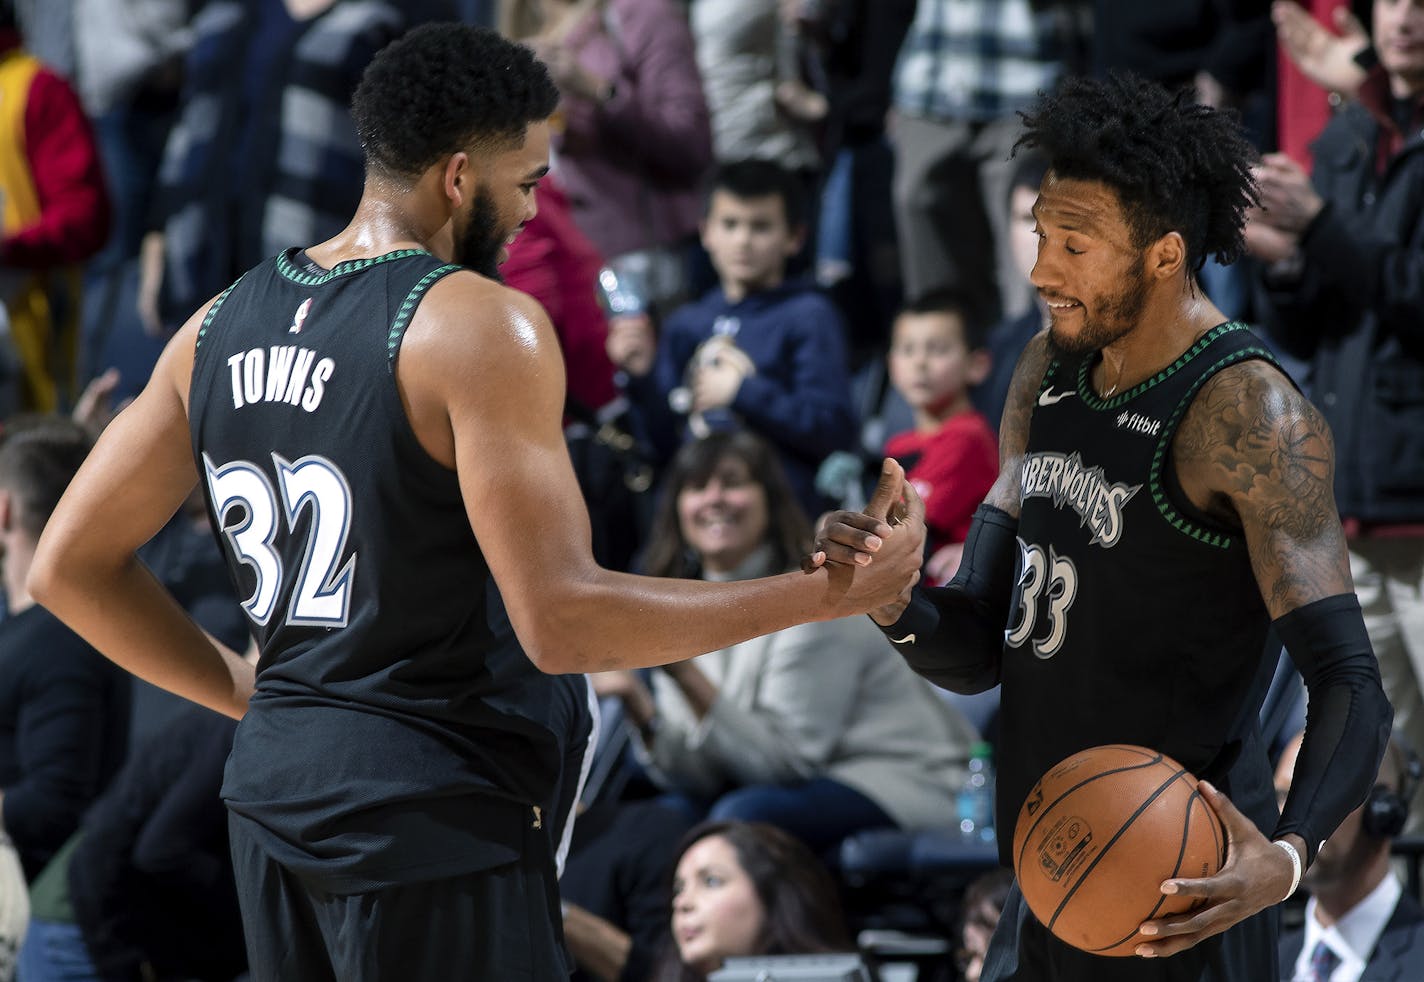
[1116,411,1162,438]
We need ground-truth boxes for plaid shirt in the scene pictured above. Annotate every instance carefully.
[893,0,1091,122]
[153,0,407,328]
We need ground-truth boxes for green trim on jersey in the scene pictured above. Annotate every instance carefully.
[194,275,245,352]
[1149,342,1280,549]
[274,248,436,286]
[387,264,463,372]
[1072,322,1256,412]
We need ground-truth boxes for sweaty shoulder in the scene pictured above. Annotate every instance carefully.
[394,272,566,467]
[1173,358,1331,523]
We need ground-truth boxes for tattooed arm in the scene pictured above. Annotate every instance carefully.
[1173,359,1352,615]
[1136,360,1392,958]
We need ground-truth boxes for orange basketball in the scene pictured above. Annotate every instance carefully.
[1012,744,1226,957]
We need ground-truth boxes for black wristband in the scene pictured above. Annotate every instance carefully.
[874,588,942,647]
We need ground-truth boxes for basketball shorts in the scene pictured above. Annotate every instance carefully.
[229,812,571,980]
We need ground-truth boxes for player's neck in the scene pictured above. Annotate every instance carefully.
[1096,290,1225,396]
[308,191,441,268]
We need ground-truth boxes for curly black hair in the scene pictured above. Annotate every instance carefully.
[1015,73,1260,273]
[351,23,559,180]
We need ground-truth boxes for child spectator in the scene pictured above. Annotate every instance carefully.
[884,289,998,584]
[609,159,857,519]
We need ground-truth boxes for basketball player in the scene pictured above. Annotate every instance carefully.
[814,74,1393,980]
[23,25,925,981]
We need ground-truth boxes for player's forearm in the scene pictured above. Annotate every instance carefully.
[30,555,253,720]
[516,567,839,674]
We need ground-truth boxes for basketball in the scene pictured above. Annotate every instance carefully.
[1012,744,1227,957]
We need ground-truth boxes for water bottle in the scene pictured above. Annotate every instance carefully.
[957,741,996,843]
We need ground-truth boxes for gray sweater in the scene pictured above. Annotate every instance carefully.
[640,607,977,831]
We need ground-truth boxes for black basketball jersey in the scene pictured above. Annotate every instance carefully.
[189,248,590,892]
[998,323,1289,864]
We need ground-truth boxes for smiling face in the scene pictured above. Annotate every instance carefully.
[676,453,770,575]
[1029,173,1153,356]
[452,120,551,276]
[1376,0,1424,98]
[671,835,767,976]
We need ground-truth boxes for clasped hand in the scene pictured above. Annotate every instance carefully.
[1134,781,1299,958]
[803,459,925,623]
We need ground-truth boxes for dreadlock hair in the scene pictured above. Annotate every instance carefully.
[351,23,559,182]
[1014,73,1260,274]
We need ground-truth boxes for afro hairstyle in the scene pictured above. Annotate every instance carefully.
[351,23,559,181]
[1014,73,1260,273]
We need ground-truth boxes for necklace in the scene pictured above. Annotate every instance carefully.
[1101,359,1126,398]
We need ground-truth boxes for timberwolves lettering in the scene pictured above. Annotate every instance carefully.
[227,346,335,412]
[1020,452,1140,548]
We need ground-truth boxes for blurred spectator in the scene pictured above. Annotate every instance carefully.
[0,419,128,882]
[814,0,915,360]
[956,868,1013,982]
[1093,0,1274,119]
[689,0,820,171]
[19,706,245,982]
[649,820,854,982]
[1246,0,1424,833]
[139,0,429,334]
[975,150,1049,433]
[889,0,1089,325]
[7,0,74,78]
[884,289,998,585]
[0,0,111,413]
[596,431,975,853]
[71,0,194,397]
[1271,0,1369,168]
[610,160,857,518]
[503,178,620,415]
[561,799,695,982]
[507,0,713,316]
[1273,730,1424,980]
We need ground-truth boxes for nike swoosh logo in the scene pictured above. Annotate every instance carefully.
[1038,388,1074,407]
[890,634,916,645]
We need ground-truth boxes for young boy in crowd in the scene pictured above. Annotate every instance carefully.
[606,159,857,520]
[884,289,998,584]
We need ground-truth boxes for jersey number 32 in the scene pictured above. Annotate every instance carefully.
[202,452,356,628]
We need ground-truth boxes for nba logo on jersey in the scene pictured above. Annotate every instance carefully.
[289,298,314,334]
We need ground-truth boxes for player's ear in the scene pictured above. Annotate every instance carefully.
[0,489,12,535]
[442,152,471,207]
[1149,231,1186,281]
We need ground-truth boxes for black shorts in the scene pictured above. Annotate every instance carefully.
[229,812,571,981]
[982,879,1278,982]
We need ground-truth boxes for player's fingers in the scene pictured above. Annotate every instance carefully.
[800,550,826,574]
[1196,781,1250,844]
[864,458,904,523]
[900,476,925,528]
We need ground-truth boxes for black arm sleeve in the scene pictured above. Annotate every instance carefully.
[1272,593,1394,866]
[874,504,1019,694]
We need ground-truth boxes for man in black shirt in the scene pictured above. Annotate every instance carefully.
[0,421,128,882]
[815,74,1393,980]
[26,23,924,981]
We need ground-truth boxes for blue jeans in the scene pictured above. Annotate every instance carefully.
[661,777,896,857]
[16,920,101,982]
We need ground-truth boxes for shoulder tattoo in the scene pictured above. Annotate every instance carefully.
[1178,362,1351,612]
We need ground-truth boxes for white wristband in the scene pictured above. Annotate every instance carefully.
[1273,839,1302,900]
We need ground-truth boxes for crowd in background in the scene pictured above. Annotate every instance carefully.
[0,0,1421,979]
